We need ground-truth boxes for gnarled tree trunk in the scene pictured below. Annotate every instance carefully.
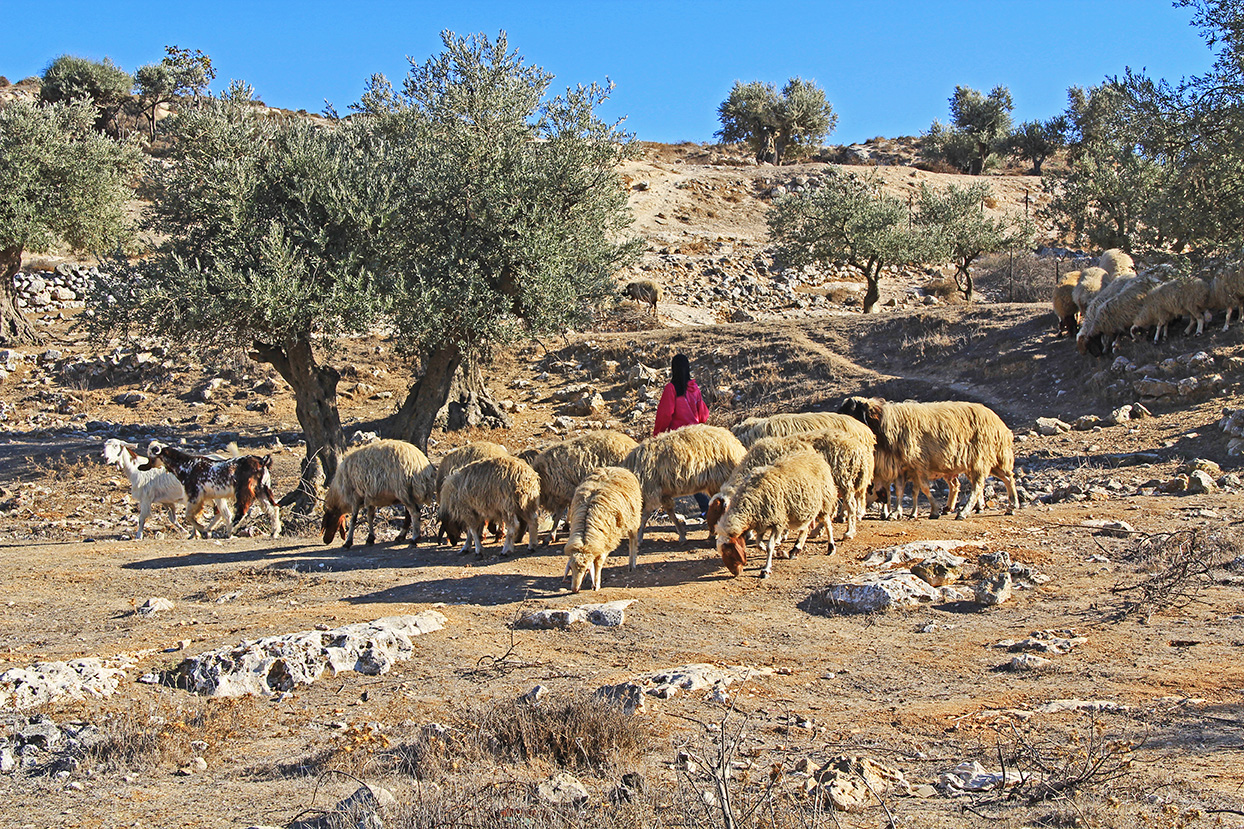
[862,261,881,314]
[250,337,345,517]
[0,245,42,346]
[386,345,512,454]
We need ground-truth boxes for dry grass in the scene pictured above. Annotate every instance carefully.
[81,697,251,773]
[974,252,1062,304]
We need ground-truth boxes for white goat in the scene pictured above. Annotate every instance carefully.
[102,438,188,540]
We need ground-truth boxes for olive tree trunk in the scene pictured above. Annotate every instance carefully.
[0,245,43,346]
[862,260,881,314]
[386,345,513,454]
[250,337,346,516]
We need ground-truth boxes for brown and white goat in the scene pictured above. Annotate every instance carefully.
[141,442,282,538]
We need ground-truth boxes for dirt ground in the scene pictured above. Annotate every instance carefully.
[3,145,1244,829]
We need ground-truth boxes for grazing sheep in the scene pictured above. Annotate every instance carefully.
[1077,272,1161,356]
[623,424,745,545]
[707,427,873,540]
[715,449,837,579]
[1071,267,1110,317]
[1099,248,1136,279]
[563,466,643,592]
[435,441,509,500]
[438,456,541,558]
[322,439,437,549]
[730,411,873,448]
[1208,258,1244,331]
[102,439,189,539]
[840,396,1018,520]
[1130,274,1212,343]
[623,279,662,314]
[1052,271,1081,337]
[531,431,639,544]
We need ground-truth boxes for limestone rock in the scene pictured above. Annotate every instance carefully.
[515,600,635,630]
[1035,417,1070,436]
[974,571,1013,606]
[1081,519,1135,537]
[136,597,174,616]
[1188,470,1217,494]
[537,772,589,807]
[808,572,970,614]
[939,760,1022,793]
[0,657,134,710]
[1006,654,1053,672]
[594,681,646,714]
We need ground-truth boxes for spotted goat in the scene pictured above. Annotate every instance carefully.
[141,442,282,538]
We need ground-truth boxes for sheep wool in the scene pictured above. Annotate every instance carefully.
[438,455,541,558]
[322,439,437,548]
[563,466,643,592]
[1071,267,1110,316]
[1208,258,1244,331]
[731,411,873,448]
[531,430,639,544]
[1131,274,1211,343]
[624,279,662,314]
[1077,272,1160,356]
[435,441,509,499]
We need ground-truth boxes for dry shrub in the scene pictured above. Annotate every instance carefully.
[1109,527,1241,621]
[83,698,249,772]
[822,283,860,304]
[992,713,1142,804]
[973,252,1062,304]
[923,275,961,301]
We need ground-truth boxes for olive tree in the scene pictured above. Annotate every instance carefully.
[135,46,216,138]
[358,31,640,451]
[88,82,396,507]
[716,77,836,164]
[923,85,1013,175]
[1007,116,1066,175]
[767,171,927,313]
[39,55,133,136]
[0,99,141,345]
[915,182,1034,302]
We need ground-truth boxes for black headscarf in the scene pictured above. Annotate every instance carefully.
[671,353,691,397]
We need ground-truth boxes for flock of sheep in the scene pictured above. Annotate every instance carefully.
[1052,248,1244,355]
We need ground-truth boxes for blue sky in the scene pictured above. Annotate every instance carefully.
[3,1,1217,145]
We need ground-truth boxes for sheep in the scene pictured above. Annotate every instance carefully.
[714,449,837,579]
[1208,259,1244,331]
[530,431,639,544]
[623,279,662,314]
[1052,271,1081,337]
[562,466,643,592]
[322,439,437,549]
[1099,248,1136,279]
[438,456,541,558]
[1071,267,1110,318]
[434,441,510,544]
[102,439,189,539]
[623,423,745,545]
[1077,272,1161,356]
[706,427,874,540]
[840,396,1018,520]
[1130,274,1212,344]
[730,411,873,448]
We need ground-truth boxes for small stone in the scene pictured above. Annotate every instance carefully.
[1035,417,1070,436]
[521,684,548,704]
[1188,470,1218,494]
[136,597,174,616]
[1007,654,1053,672]
[537,772,589,807]
[1081,519,1135,537]
[975,571,1013,606]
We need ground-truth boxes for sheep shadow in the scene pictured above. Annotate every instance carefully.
[345,571,558,607]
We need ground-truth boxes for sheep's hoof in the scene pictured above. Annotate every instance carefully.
[366,534,377,546]
[826,542,837,556]
[759,569,771,579]
[342,542,354,550]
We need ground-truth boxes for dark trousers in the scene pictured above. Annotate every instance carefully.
[693,492,710,515]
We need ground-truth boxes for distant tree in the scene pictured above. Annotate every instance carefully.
[915,182,1035,302]
[716,77,837,164]
[0,99,141,345]
[134,47,216,138]
[39,55,133,135]
[923,85,1013,175]
[767,171,927,313]
[1007,116,1066,175]
[357,31,640,450]
[921,119,978,173]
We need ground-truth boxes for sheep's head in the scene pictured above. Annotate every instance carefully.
[566,545,590,593]
[438,507,464,546]
[719,534,746,576]
[321,491,348,544]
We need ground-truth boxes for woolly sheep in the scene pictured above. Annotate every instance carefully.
[1099,248,1136,279]
[102,438,189,539]
[322,439,437,548]
[1071,267,1110,317]
[1208,259,1244,331]
[730,411,873,448]
[714,449,837,579]
[1052,271,1081,337]
[438,456,541,558]
[435,441,509,500]
[623,279,662,314]
[840,396,1018,520]
[1077,272,1160,356]
[1130,274,1211,343]
[623,423,745,545]
[531,430,639,544]
[562,466,643,592]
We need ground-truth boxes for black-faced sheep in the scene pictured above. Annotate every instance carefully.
[714,449,837,579]
[530,430,639,544]
[623,423,745,545]
[438,456,541,558]
[321,439,436,548]
[562,466,643,592]
[623,279,662,314]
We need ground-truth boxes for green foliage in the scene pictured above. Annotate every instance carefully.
[134,47,215,139]
[39,54,133,134]
[922,85,1013,175]
[1007,116,1066,175]
[767,171,926,312]
[915,182,1035,301]
[0,99,141,265]
[716,77,836,164]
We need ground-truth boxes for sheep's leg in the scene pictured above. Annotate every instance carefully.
[545,508,566,545]
[628,531,639,572]
[913,476,938,519]
[662,496,688,543]
[364,506,378,546]
[945,475,961,516]
[635,504,657,548]
[843,488,861,539]
[395,505,411,543]
[956,474,989,520]
[759,532,779,579]
[524,509,538,552]
[1224,306,1236,332]
[457,535,472,556]
[472,524,486,558]
[825,515,837,556]
[592,556,604,591]
[205,499,234,537]
[343,506,362,549]
[789,525,809,557]
[994,465,1019,515]
[499,518,517,557]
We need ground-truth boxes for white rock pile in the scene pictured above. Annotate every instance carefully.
[13,265,96,311]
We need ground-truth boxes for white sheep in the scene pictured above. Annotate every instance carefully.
[1208,259,1244,331]
[531,430,638,544]
[562,466,643,592]
[321,439,437,548]
[714,449,837,579]
[623,423,745,545]
[102,438,189,539]
[731,411,873,448]
[438,456,541,558]
[1071,267,1110,318]
[1099,248,1136,279]
[1130,273,1212,343]
[435,441,509,499]
[841,396,1017,520]
[1077,272,1161,356]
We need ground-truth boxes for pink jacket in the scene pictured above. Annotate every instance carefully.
[653,380,709,436]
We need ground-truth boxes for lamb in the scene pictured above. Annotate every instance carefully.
[623,423,745,545]
[437,456,541,558]
[623,279,662,314]
[530,431,639,544]
[840,396,1018,520]
[102,438,188,540]
[321,439,437,549]
[1077,272,1160,356]
[714,449,837,579]
[707,427,874,540]
[562,466,643,592]
[142,443,282,538]
[1130,274,1212,343]
[730,411,873,448]
[1208,258,1244,331]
